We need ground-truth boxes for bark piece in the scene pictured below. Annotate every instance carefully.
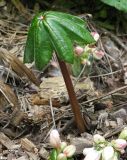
[21,138,38,153]
[0,132,18,150]
[39,146,49,159]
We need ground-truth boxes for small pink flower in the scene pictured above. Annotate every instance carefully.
[63,145,76,157]
[75,46,84,56]
[49,129,61,148]
[91,32,100,41]
[93,50,105,60]
[112,139,127,151]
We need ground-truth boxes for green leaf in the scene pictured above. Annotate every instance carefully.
[45,11,86,27]
[24,11,95,69]
[50,149,57,160]
[34,20,53,70]
[24,23,35,63]
[24,13,53,70]
[24,13,43,63]
[44,19,74,63]
[46,14,95,44]
[100,0,127,12]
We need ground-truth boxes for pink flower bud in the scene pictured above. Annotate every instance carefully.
[57,153,67,160]
[112,139,127,151]
[75,46,84,56]
[91,32,100,41]
[93,134,105,144]
[49,129,61,148]
[119,127,127,140]
[102,146,114,160]
[63,145,76,157]
[84,149,101,160]
[60,142,67,151]
[93,50,105,60]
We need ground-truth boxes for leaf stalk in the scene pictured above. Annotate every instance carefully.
[57,57,86,133]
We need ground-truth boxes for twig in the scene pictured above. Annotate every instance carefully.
[89,69,122,78]
[81,85,127,105]
[50,97,56,128]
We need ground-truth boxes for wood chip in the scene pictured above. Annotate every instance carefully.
[0,132,16,150]
[21,138,38,153]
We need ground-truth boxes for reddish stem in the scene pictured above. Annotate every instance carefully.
[58,58,86,133]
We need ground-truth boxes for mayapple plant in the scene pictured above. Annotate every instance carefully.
[49,129,76,160]
[83,127,127,160]
[24,11,95,132]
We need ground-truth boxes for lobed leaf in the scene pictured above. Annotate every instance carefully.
[45,11,86,27]
[24,13,53,70]
[46,14,95,44]
[34,20,53,70]
[44,18,74,63]
[24,22,35,63]
[24,11,95,69]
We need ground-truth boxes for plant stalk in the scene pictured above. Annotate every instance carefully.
[57,58,86,133]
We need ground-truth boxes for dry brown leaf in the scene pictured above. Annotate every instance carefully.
[31,94,61,107]
[0,80,19,108]
[0,48,40,86]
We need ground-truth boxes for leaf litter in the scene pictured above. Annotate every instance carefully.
[0,1,127,159]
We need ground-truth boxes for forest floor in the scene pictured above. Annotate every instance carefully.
[0,1,127,160]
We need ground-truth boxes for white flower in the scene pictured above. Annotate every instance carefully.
[49,129,61,148]
[63,145,76,157]
[93,134,106,144]
[102,146,114,160]
[83,147,94,156]
[84,149,101,160]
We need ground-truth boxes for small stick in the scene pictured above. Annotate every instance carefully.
[81,85,127,105]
